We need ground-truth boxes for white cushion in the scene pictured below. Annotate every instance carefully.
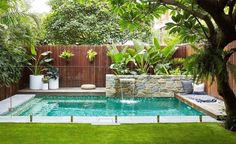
[193,83,204,93]
[81,84,96,90]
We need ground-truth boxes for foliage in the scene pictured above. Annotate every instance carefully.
[59,50,74,61]
[0,0,40,86]
[87,49,97,62]
[43,0,151,45]
[0,47,27,87]
[165,11,206,43]
[28,47,53,75]
[109,0,167,33]
[130,37,181,75]
[107,37,182,75]
[185,44,236,83]
[107,45,134,75]
[47,66,59,80]
[42,76,50,83]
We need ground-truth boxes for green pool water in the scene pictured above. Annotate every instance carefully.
[6,96,203,116]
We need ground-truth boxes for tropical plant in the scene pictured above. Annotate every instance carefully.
[108,37,181,75]
[0,0,40,86]
[107,45,134,75]
[42,0,151,45]
[28,47,53,75]
[127,41,150,74]
[109,0,236,130]
[47,66,59,80]
[128,37,180,75]
[0,47,28,87]
[42,76,50,84]
[59,50,74,62]
[87,49,97,62]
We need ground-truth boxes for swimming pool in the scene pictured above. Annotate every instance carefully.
[5,96,203,116]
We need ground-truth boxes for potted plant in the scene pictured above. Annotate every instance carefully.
[87,49,97,62]
[28,47,53,89]
[42,76,49,90]
[47,66,59,89]
[59,50,74,63]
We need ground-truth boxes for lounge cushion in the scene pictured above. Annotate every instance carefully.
[181,80,193,94]
[81,84,96,90]
[193,83,205,95]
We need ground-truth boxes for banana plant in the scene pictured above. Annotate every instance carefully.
[28,46,53,75]
[107,44,135,75]
[129,37,180,75]
[128,40,150,74]
[152,37,180,75]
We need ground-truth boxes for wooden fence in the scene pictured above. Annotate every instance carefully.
[36,45,189,87]
[0,85,19,101]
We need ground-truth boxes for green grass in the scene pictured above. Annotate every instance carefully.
[0,123,235,144]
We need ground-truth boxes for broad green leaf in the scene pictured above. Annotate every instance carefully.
[153,37,160,49]
[30,46,37,56]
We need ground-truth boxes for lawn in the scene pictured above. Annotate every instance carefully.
[0,123,235,144]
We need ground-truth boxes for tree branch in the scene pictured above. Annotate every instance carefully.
[197,0,236,47]
[193,15,209,39]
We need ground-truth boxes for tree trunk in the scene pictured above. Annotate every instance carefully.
[216,66,236,130]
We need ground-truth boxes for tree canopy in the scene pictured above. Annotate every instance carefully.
[43,0,151,45]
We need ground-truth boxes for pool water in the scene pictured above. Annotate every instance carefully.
[6,96,203,116]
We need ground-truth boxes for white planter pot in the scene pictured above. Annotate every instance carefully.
[42,83,48,90]
[29,75,44,90]
[49,77,59,89]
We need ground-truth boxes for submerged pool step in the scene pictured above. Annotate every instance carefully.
[18,87,106,96]
[47,100,107,103]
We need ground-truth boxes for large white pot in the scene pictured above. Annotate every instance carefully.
[49,77,59,89]
[29,75,44,90]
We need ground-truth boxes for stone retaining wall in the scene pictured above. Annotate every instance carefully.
[106,74,192,97]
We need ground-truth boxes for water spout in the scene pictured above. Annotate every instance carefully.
[119,77,137,104]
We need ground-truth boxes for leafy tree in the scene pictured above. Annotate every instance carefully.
[109,0,236,130]
[0,0,39,87]
[43,0,151,45]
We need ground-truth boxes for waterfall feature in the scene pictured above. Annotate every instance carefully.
[119,78,138,104]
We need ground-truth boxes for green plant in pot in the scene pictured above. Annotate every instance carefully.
[28,47,53,90]
[87,49,97,62]
[47,66,59,89]
[59,50,74,63]
[42,76,50,90]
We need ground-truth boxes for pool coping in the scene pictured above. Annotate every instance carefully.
[175,93,226,120]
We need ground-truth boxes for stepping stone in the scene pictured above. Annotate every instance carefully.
[81,84,96,90]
